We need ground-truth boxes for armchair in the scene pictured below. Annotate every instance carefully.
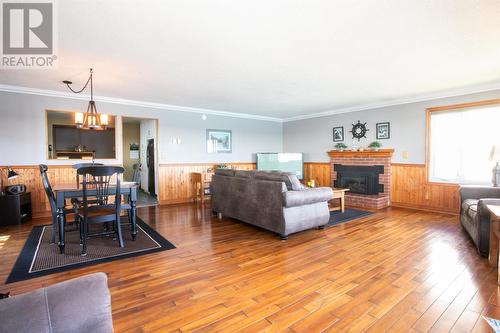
[459,185,500,257]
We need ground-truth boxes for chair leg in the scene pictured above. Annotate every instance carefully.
[51,213,57,244]
[79,217,84,245]
[81,218,88,256]
[116,214,124,248]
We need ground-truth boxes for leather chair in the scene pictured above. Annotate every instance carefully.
[459,185,500,257]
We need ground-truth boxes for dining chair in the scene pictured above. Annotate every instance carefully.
[73,163,103,188]
[39,165,79,244]
[77,165,126,256]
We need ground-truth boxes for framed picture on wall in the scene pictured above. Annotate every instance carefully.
[207,129,232,153]
[376,122,390,139]
[333,126,344,142]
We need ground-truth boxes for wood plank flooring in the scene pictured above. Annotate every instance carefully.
[0,204,499,332]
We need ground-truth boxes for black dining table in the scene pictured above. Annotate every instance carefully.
[52,182,138,254]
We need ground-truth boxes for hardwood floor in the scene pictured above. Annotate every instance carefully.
[0,204,499,332]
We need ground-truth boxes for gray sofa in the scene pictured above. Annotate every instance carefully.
[211,169,333,239]
[0,273,113,333]
[460,185,500,257]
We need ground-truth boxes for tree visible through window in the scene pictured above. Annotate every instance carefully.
[428,104,500,184]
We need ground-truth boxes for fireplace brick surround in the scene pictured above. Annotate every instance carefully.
[328,149,394,210]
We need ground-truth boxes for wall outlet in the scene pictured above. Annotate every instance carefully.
[402,151,409,159]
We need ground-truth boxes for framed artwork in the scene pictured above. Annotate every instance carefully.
[376,122,390,139]
[206,129,232,153]
[333,126,344,142]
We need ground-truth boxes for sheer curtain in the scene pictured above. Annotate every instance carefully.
[429,104,500,184]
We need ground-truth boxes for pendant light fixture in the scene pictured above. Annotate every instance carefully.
[63,68,108,130]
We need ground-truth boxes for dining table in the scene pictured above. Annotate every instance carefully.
[52,181,138,254]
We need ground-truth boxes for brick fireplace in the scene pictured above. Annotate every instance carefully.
[328,149,394,209]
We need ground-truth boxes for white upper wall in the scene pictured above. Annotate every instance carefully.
[284,89,500,164]
[0,91,283,165]
[1,0,500,119]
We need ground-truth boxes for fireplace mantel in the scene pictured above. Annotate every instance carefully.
[327,149,394,158]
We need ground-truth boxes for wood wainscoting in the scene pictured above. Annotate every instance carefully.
[301,162,460,214]
[2,162,460,217]
[390,163,460,214]
[158,162,255,205]
[1,165,77,217]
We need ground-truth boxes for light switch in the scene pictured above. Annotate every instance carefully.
[402,151,409,159]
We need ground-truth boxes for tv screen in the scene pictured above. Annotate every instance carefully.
[256,153,304,180]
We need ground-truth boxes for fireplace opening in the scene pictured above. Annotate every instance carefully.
[334,164,384,195]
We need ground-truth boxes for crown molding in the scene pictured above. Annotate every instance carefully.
[2,82,500,123]
[283,82,500,122]
[0,84,283,123]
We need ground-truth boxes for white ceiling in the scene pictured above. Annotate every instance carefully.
[2,0,500,121]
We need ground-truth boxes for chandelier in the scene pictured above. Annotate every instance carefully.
[63,68,108,130]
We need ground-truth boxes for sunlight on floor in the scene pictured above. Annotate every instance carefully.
[0,235,11,250]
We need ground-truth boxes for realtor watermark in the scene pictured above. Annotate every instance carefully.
[1,0,57,69]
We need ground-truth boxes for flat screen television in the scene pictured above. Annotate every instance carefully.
[256,153,304,180]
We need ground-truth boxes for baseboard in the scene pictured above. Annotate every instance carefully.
[159,198,196,205]
[390,202,459,215]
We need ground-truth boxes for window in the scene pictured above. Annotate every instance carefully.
[428,103,500,184]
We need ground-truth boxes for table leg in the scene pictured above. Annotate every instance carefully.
[130,200,137,241]
[341,194,345,213]
[57,207,65,254]
[489,230,499,268]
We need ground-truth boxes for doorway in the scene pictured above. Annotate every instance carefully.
[122,117,159,207]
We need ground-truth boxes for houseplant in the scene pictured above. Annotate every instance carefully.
[334,143,348,151]
[368,141,382,151]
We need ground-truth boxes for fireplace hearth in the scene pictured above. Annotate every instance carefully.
[333,164,384,195]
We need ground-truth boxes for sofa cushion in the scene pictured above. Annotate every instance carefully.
[214,169,235,177]
[283,187,333,208]
[255,171,304,190]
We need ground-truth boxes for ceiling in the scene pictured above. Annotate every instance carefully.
[2,0,500,121]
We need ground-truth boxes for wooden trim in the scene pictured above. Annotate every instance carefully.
[304,162,330,165]
[390,203,458,215]
[425,98,500,185]
[426,98,500,112]
[159,162,256,167]
[327,149,394,158]
[390,163,426,167]
[45,109,119,160]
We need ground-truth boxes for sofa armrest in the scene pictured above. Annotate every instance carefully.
[283,187,333,208]
[478,198,500,215]
[460,186,500,201]
[0,272,113,333]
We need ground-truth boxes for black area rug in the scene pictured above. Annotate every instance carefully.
[6,217,175,284]
[328,208,373,227]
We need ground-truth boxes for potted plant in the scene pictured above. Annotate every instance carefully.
[334,143,348,152]
[368,141,382,151]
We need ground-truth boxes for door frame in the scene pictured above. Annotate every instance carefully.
[121,116,160,200]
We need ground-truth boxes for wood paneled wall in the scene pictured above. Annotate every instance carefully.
[158,163,255,205]
[300,162,460,214]
[2,162,460,217]
[390,163,459,214]
[1,165,76,217]
[303,162,331,187]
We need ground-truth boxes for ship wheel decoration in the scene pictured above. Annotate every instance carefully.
[350,120,369,141]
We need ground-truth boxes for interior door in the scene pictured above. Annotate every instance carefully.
[147,139,156,195]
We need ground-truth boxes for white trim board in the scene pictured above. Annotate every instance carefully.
[0,84,283,123]
[2,82,500,123]
[282,82,500,122]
